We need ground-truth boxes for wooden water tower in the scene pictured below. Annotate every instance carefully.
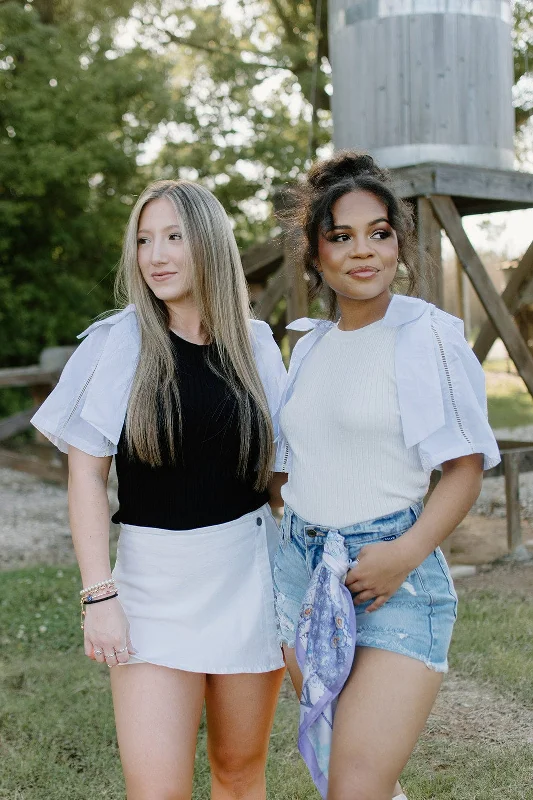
[329,0,515,170]
[328,0,533,400]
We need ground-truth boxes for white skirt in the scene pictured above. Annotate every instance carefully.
[112,503,284,674]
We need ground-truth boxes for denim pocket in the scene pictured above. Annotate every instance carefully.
[434,547,459,619]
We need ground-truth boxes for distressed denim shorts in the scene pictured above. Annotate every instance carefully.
[273,502,458,673]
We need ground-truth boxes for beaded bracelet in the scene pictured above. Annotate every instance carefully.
[80,578,115,598]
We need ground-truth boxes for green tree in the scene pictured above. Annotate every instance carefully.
[0,0,172,368]
[512,0,533,131]
[127,0,533,246]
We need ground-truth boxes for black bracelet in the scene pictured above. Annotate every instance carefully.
[83,592,119,605]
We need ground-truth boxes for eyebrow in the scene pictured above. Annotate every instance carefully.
[331,217,390,230]
[137,224,181,234]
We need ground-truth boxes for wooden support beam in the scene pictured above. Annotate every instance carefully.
[473,239,533,363]
[417,198,443,307]
[429,195,533,399]
[254,266,286,322]
[0,405,40,442]
[241,236,284,282]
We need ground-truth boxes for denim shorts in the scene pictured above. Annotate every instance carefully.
[273,503,458,673]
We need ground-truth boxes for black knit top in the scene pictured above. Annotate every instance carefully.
[111,331,269,530]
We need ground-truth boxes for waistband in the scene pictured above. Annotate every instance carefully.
[120,502,271,538]
[283,501,423,538]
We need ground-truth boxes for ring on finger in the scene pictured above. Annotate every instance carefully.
[115,646,128,654]
[104,652,116,659]
[94,649,103,656]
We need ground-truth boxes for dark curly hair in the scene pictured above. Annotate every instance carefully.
[284,150,421,319]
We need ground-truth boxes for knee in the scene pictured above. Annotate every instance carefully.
[328,767,394,800]
[209,747,265,797]
[127,790,190,800]
[125,779,191,800]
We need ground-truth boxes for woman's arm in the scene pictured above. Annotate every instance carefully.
[68,446,113,586]
[68,446,134,664]
[397,454,483,567]
[268,471,288,512]
[346,453,483,612]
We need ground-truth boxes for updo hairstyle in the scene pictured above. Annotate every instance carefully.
[287,150,421,319]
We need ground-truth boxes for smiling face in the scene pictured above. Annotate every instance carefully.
[137,196,193,305]
[317,190,399,310]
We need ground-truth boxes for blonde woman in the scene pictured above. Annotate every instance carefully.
[32,180,286,799]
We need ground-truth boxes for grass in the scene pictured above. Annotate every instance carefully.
[449,586,533,706]
[484,362,533,430]
[1,565,532,799]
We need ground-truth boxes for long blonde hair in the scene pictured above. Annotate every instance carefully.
[115,180,273,490]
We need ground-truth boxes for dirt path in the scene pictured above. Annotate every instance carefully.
[427,671,533,745]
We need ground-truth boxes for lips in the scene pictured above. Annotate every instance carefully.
[151,272,177,281]
[348,267,379,278]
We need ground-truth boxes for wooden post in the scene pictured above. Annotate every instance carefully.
[417,198,443,307]
[455,254,472,337]
[31,385,52,444]
[283,237,309,351]
[429,195,533,400]
[503,452,521,553]
[455,253,464,319]
[254,267,286,322]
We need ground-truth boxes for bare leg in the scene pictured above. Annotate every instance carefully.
[282,645,406,799]
[328,647,442,800]
[111,664,206,800]
[206,668,285,800]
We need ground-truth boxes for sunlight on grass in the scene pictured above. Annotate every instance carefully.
[484,365,533,429]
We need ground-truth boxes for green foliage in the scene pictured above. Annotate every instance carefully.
[139,0,332,247]
[0,0,531,373]
[512,0,533,130]
[0,0,172,367]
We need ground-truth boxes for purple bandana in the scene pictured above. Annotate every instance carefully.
[295,531,356,799]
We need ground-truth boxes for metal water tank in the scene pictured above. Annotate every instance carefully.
[328,0,515,169]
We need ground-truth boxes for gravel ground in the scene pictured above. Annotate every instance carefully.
[0,465,119,571]
[472,425,533,520]
[2,425,533,571]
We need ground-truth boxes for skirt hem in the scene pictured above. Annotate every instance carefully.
[120,654,285,674]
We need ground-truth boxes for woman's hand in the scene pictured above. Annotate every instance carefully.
[345,539,415,614]
[83,597,136,668]
[346,455,484,613]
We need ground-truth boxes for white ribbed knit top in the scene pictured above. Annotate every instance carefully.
[280,320,428,528]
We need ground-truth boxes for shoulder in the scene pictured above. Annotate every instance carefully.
[390,296,469,353]
[428,306,482,369]
[58,305,139,382]
[250,318,275,339]
[249,319,277,354]
[77,304,138,340]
